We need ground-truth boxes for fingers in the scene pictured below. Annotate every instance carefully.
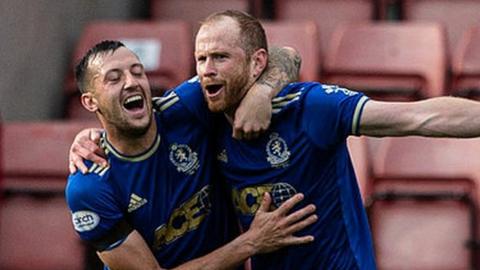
[283,204,316,226]
[257,192,273,213]
[232,125,267,140]
[69,160,77,174]
[275,193,305,215]
[89,128,102,142]
[69,128,107,174]
[70,154,89,174]
[284,212,318,236]
[281,235,315,246]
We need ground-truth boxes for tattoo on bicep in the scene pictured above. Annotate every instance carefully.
[259,46,302,90]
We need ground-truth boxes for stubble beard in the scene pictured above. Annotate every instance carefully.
[102,106,152,139]
[205,68,251,115]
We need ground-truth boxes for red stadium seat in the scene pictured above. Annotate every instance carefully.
[2,121,99,191]
[323,22,447,100]
[150,0,260,34]
[0,121,99,269]
[347,136,372,203]
[451,25,480,98]
[262,21,321,81]
[274,0,375,60]
[366,137,480,269]
[0,196,86,270]
[402,0,480,58]
[368,191,476,269]
[64,20,193,120]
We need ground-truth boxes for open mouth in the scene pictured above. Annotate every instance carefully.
[205,84,223,96]
[123,94,144,111]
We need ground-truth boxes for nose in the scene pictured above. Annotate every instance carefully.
[202,58,217,77]
[124,72,139,89]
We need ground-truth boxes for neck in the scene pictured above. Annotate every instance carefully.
[103,117,157,156]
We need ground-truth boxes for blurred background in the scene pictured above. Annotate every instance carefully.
[2,0,480,269]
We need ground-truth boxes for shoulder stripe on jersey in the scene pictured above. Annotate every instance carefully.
[272,96,301,109]
[272,92,301,104]
[88,163,110,176]
[351,96,369,135]
[272,92,302,114]
[152,92,180,112]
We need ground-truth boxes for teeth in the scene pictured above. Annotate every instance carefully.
[124,95,143,105]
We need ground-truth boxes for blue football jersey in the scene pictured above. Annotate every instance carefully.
[65,79,238,269]
[215,82,376,269]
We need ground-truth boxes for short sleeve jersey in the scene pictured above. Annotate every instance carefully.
[65,78,237,269]
[215,82,376,270]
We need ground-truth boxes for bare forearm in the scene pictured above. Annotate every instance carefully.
[412,96,480,137]
[258,46,301,98]
[172,233,255,270]
[360,96,480,137]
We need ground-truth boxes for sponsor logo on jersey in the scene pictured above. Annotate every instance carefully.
[127,193,148,213]
[216,149,228,163]
[153,185,211,249]
[169,143,200,175]
[72,210,100,232]
[232,183,298,215]
[266,133,290,168]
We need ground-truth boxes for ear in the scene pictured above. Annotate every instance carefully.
[250,48,268,79]
[80,92,99,113]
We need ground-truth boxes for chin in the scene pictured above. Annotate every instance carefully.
[207,101,226,113]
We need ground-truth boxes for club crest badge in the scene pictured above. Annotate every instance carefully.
[266,133,290,168]
[169,144,200,175]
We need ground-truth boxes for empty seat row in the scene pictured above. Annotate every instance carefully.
[0,121,99,270]
[348,136,480,269]
[64,18,480,120]
[150,0,480,61]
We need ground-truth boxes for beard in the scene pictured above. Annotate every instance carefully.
[204,69,251,114]
[99,105,152,139]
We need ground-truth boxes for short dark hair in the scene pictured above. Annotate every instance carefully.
[74,40,125,93]
[200,10,268,56]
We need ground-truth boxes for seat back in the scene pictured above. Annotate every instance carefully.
[369,193,474,269]
[150,0,256,34]
[324,22,447,100]
[451,25,480,97]
[367,137,480,269]
[0,121,99,270]
[3,121,99,190]
[262,21,321,81]
[274,0,374,59]
[65,20,193,120]
[403,0,480,57]
[347,136,372,203]
[0,195,86,270]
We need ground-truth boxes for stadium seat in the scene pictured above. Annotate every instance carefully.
[2,121,99,191]
[0,120,99,269]
[0,195,87,270]
[347,136,372,203]
[366,137,480,269]
[274,0,375,60]
[150,0,260,34]
[262,21,321,81]
[451,25,480,98]
[323,22,447,100]
[64,20,193,120]
[368,191,476,269]
[402,0,480,58]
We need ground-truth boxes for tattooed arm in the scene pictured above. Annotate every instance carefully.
[258,46,302,94]
[233,46,302,139]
